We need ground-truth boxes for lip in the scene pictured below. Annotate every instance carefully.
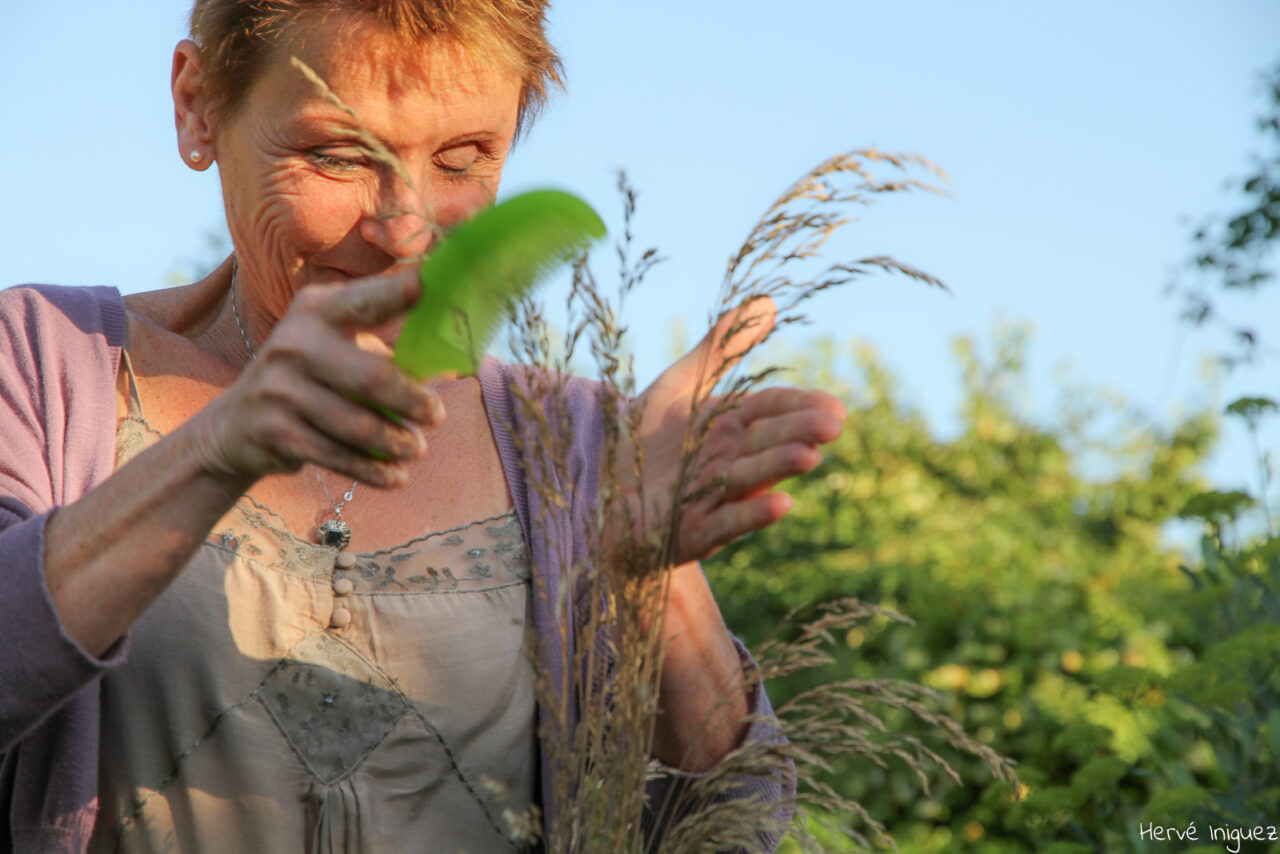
[311,266,363,284]
[321,263,415,284]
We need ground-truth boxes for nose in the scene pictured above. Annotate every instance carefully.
[360,179,434,260]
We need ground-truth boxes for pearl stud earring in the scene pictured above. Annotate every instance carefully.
[189,150,203,164]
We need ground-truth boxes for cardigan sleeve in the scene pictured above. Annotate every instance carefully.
[0,285,129,752]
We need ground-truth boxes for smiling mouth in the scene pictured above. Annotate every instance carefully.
[314,267,362,284]
[318,262,416,284]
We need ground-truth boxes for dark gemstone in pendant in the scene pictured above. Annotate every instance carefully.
[319,518,352,551]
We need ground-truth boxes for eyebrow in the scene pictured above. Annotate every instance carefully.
[289,112,399,159]
[295,110,505,153]
[436,130,504,150]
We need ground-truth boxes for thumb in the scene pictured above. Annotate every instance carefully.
[646,297,777,405]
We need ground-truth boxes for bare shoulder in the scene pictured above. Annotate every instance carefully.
[123,263,230,338]
[118,284,239,434]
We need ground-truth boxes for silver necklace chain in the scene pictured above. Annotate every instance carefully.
[229,259,357,549]
[229,260,256,362]
[315,476,356,516]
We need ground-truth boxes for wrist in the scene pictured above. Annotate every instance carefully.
[177,405,263,496]
[651,562,751,771]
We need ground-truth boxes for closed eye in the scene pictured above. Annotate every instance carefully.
[435,143,481,177]
[308,148,370,173]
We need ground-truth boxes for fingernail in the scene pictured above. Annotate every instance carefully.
[414,394,435,425]
[409,425,427,457]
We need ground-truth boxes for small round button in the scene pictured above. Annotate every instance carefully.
[330,608,352,629]
[332,577,354,596]
[335,553,357,570]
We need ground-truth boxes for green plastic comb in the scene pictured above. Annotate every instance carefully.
[393,189,607,380]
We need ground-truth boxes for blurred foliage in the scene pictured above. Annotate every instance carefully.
[1174,61,1280,371]
[712,55,1280,852]
[707,328,1276,851]
[1191,61,1280,296]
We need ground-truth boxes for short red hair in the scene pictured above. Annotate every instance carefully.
[189,0,563,137]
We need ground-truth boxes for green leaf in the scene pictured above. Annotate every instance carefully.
[1224,396,1279,426]
[1177,490,1256,525]
[393,189,606,378]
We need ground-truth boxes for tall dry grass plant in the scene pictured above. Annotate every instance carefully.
[292,56,1017,852]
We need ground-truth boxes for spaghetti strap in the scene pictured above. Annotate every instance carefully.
[120,347,148,422]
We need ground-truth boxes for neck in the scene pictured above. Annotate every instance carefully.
[192,256,256,369]
[134,256,235,339]
[125,256,252,370]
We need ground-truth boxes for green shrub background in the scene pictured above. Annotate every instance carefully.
[707,331,1279,851]
[702,59,1280,853]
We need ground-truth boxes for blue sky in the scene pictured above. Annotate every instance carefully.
[3,1,1279,505]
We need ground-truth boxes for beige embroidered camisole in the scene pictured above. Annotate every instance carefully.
[88,354,537,854]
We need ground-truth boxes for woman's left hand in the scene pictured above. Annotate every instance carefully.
[608,297,845,771]
[613,297,846,567]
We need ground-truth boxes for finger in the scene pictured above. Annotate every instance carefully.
[246,402,414,488]
[722,443,823,501]
[642,296,777,409]
[257,317,445,427]
[354,330,395,359]
[300,338,442,426]
[681,492,793,561]
[239,359,428,461]
[295,382,428,462]
[307,267,421,329]
[289,421,414,489]
[735,386,847,424]
[741,408,845,456]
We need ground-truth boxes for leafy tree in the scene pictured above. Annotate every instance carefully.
[706,57,1280,853]
[709,329,1215,851]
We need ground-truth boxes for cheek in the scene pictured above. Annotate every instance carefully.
[430,181,499,230]
[235,168,375,256]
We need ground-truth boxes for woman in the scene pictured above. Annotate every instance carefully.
[0,1,845,851]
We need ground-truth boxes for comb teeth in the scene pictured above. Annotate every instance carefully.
[393,189,606,379]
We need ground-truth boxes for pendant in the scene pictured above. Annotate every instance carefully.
[318,518,352,551]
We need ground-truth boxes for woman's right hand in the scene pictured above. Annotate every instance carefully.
[34,269,444,662]
[187,268,445,490]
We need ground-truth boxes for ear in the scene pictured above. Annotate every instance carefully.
[172,39,216,171]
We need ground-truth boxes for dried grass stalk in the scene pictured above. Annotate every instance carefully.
[504,157,1015,852]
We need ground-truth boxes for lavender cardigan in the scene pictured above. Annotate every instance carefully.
[0,285,787,853]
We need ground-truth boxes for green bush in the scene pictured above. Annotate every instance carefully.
[707,330,1248,851]
[708,55,1280,852]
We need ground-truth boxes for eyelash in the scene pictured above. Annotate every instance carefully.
[437,144,491,182]
[309,150,368,173]
[308,146,489,181]
[438,162,472,182]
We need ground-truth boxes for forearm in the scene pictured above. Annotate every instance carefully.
[44,418,254,658]
[650,561,750,772]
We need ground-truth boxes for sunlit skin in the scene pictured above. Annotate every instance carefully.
[42,8,847,776]
[129,16,528,548]
[179,14,523,356]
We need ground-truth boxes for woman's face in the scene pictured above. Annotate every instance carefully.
[205,12,524,325]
